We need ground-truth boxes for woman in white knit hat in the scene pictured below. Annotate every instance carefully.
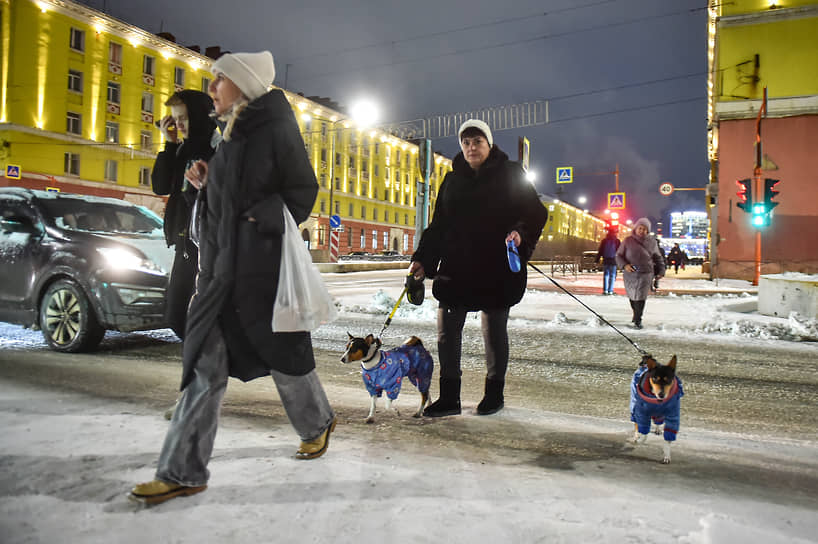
[616,217,666,328]
[131,51,336,505]
[409,119,547,417]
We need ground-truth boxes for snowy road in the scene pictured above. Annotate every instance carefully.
[1,269,817,542]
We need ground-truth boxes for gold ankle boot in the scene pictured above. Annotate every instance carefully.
[129,479,207,505]
[296,418,337,460]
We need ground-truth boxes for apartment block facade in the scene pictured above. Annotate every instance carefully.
[0,0,453,257]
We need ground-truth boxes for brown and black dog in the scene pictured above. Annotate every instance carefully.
[341,334,434,423]
[629,355,684,464]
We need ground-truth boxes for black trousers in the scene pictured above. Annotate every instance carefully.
[629,299,646,323]
[166,241,198,339]
[437,304,510,381]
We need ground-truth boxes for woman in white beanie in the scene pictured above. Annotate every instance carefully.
[131,51,336,505]
[615,217,665,328]
[409,119,547,417]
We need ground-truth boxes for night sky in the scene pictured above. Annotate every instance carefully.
[77,0,710,231]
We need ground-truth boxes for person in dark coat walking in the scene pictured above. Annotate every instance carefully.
[596,228,621,295]
[667,243,685,274]
[131,51,336,506]
[616,217,665,329]
[152,90,217,338]
[410,119,548,417]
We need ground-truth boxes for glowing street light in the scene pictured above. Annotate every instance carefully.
[525,170,537,183]
[577,195,587,205]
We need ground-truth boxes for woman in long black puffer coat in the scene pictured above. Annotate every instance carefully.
[411,119,548,417]
[131,51,335,506]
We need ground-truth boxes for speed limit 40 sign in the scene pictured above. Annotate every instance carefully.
[659,182,674,196]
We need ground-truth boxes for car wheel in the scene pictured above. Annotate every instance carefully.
[39,279,105,352]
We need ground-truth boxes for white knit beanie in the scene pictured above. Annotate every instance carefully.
[458,119,493,148]
[634,217,652,232]
[211,51,275,101]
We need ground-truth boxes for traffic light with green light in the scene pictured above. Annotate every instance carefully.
[751,201,769,227]
[735,178,752,212]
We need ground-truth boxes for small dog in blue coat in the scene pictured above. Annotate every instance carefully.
[630,355,684,464]
[341,333,434,423]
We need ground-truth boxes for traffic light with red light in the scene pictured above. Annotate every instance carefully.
[764,178,780,211]
[735,178,752,212]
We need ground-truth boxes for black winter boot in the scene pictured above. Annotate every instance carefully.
[423,377,461,417]
[476,378,505,415]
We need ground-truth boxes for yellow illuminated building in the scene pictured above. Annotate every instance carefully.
[0,0,453,256]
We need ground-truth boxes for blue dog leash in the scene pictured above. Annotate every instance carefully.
[527,261,651,357]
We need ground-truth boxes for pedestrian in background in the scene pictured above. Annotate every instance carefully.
[616,217,665,329]
[152,90,217,339]
[131,51,335,506]
[667,243,684,274]
[596,228,620,295]
[410,119,547,417]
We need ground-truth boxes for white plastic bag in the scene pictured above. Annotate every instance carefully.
[272,207,337,332]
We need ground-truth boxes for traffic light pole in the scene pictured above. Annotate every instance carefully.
[752,87,767,286]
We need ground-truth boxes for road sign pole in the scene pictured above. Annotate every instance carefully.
[330,230,339,263]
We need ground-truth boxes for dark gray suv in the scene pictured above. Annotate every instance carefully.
[0,187,172,352]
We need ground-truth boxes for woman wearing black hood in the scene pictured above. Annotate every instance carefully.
[152,90,217,338]
[410,119,547,417]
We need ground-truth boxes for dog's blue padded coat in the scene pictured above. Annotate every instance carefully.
[361,344,434,400]
[630,365,684,441]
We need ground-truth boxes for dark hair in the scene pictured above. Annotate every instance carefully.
[460,127,488,142]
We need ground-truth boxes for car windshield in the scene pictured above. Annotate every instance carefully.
[37,197,163,237]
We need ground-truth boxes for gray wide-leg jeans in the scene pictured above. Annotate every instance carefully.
[155,324,335,486]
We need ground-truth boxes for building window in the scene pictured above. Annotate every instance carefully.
[320,148,327,162]
[374,143,379,155]
[69,28,85,52]
[201,77,211,92]
[104,160,118,182]
[334,201,340,215]
[318,225,326,245]
[143,55,155,76]
[361,205,366,219]
[66,112,81,135]
[109,42,123,68]
[360,228,365,248]
[107,82,120,104]
[105,121,119,143]
[64,152,80,176]
[320,199,326,213]
[68,69,83,92]
[335,178,341,191]
[321,123,327,138]
[361,182,368,196]
[140,130,152,151]
[335,152,341,166]
[142,92,154,113]
[373,209,378,221]
[139,167,151,187]
[383,231,389,248]
[372,230,378,250]
[384,210,389,223]
[348,203,354,217]
[174,67,185,87]
[374,164,379,177]
[405,214,409,225]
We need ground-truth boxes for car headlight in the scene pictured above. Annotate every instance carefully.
[97,247,165,275]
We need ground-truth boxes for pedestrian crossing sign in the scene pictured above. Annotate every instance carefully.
[556,167,573,184]
[5,164,21,179]
[607,192,625,209]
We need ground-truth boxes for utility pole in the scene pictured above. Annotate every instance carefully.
[751,87,768,286]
